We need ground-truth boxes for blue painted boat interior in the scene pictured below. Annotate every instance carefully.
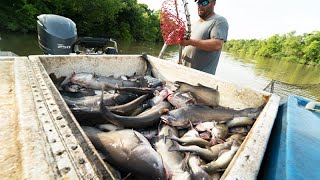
[259,95,320,180]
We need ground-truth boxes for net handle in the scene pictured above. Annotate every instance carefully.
[158,0,191,59]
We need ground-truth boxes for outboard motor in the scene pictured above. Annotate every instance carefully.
[37,14,77,55]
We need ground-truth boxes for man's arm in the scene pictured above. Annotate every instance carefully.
[179,38,224,51]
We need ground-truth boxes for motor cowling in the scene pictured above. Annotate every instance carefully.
[37,14,77,55]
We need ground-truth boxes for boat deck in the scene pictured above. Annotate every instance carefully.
[0,60,22,179]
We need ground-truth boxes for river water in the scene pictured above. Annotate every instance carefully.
[1,33,319,100]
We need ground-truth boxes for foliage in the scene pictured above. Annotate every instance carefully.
[223,31,320,64]
[0,0,162,42]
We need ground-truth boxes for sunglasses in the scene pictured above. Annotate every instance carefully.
[197,0,212,6]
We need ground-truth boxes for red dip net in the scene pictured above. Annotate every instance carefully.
[160,0,188,45]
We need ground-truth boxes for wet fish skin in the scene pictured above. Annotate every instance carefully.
[168,141,218,161]
[201,141,240,174]
[225,133,246,145]
[100,91,172,128]
[96,124,123,132]
[155,125,191,180]
[70,72,140,88]
[174,81,220,107]
[140,75,163,88]
[195,122,216,132]
[161,105,263,128]
[70,72,155,95]
[229,126,249,134]
[188,154,212,180]
[167,92,195,108]
[82,126,167,180]
[63,92,138,109]
[209,143,230,160]
[226,117,255,128]
[210,172,221,180]
[166,129,212,147]
[107,94,149,115]
[61,82,81,93]
[211,123,229,145]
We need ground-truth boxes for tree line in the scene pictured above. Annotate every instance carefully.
[0,0,162,42]
[223,31,320,65]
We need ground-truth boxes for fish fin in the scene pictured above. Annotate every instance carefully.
[168,141,181,152]
[158,134,165,142]
[189,120,195,130]
[215,168,226,172]
[216,138,225,144]
[157,121,163,134]
[69,72,76,81]
[165,129,178,143]
[173,81,183,86]
[132,130,144,144]
[122,173,132,180]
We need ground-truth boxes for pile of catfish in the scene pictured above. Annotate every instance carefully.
[51,69,264,180]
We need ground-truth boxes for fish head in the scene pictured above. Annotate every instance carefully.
[161,115,189,127]
[141,150,168,180]
[69,72,95,87]
[174,81,192,93]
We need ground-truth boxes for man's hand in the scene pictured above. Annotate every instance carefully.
[179,39,193,46]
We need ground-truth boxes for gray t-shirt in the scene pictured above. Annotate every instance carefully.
[182,14,228,75]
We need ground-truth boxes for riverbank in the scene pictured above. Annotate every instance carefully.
[223,31,320,65]
[225,51,320,66]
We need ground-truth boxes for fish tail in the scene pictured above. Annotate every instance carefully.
[168,141,181,152]
[165,129,179,143]
[181,152,190,171]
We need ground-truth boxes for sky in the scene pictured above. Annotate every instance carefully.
[137,0,320,40]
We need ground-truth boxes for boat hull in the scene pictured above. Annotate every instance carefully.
[260,95,320,179]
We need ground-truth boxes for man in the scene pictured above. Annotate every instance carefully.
[180,0,229,75]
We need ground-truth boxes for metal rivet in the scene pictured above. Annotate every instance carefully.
[56,116,63,120]
[61,167,71,174]
[66,134,71,138]
[61,125,66,128]
[79,158,85,164]
[56,150,64,156]
[71,146,78,150]
[49,129,52,132]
